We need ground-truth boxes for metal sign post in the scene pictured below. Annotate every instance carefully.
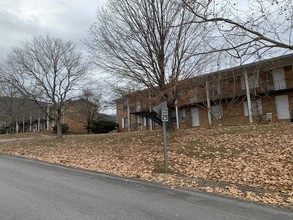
[161,108,168,173]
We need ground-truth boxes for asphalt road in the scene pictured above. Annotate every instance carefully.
[0,154,292,220]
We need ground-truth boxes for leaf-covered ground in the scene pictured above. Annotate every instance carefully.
[0,123,292,208]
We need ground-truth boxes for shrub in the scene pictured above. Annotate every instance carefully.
[88,120,117,134]
[0,128,7,134]
[53,123,69,133]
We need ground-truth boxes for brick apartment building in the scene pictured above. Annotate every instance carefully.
[61,99,115,134]
[115,54,293,132]
[0,98,99,134]
[62,99,98,133]
[0,97,52,133]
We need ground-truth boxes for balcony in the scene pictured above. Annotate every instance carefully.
[267,79,287,91]
[256,79,293,94]
[190,79,293,104]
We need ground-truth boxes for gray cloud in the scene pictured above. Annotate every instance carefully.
[0,0,106,59]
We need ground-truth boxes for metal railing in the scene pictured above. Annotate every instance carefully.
[267,79,287,91]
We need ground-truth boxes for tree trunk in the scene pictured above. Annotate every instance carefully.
[55,107,63,139]
[86,119,91,133]
[56,118,62,139]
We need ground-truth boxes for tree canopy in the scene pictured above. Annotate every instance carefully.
[85,0,213,107]
[1,35,88,138]
[181,0,293,62]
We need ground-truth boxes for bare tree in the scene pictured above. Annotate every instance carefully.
[181,0,293,62]
[85,0,212,111]
[1,35,88,139]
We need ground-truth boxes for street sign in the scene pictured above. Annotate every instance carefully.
[161,108,168,122]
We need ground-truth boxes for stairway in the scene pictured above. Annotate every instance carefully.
[147,111,162,126]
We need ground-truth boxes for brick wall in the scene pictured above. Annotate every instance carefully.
[115,59,293,132]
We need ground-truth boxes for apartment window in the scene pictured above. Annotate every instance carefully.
[209,88,217,96]
[121,117,128,128]
[123,100,128,110]
[241,73,259,90]
[136,102,141,112]
[171,109,186,123]
[211,105,222,120]
[178,109,186,123]
[143,117,149,127]
[209,82,221,96]
[243,99,263,116]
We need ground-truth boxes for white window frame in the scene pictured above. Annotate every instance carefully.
[178,109,186,123]
[121,117,128,129]
[241,73,259,90]
[211,105,222,120]
[121,118,125,128]
[123,100,128,110]
[243,99,263,116]
[209,82,221,96]
[143,117,147,127]
[136,101,141,112]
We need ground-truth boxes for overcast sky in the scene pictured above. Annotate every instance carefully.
[0,0,116,113]
[0,0,107,60]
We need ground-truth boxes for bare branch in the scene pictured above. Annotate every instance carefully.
[1,35,89,139]
[181,0,293,59]
[85,0,212,108]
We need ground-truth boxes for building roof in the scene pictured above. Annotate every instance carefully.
[204,53,293,77]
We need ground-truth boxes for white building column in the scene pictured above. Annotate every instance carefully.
[175,99,179,129]
[29,116,32,132]
[149,106,153,131]
[37,113,41,131]
[244,69,253,123]
[137,116,141,131]
[205,80,212,126]
[15,119,19,133]
[47,106,50,130]
[127,99,131,132]
[148,92,153,131]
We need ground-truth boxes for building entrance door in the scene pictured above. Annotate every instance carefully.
[275,95,290,119]
[191,107,200,126]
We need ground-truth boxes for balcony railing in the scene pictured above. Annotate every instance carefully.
[267,79,287,91]
[187,79,293,105]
